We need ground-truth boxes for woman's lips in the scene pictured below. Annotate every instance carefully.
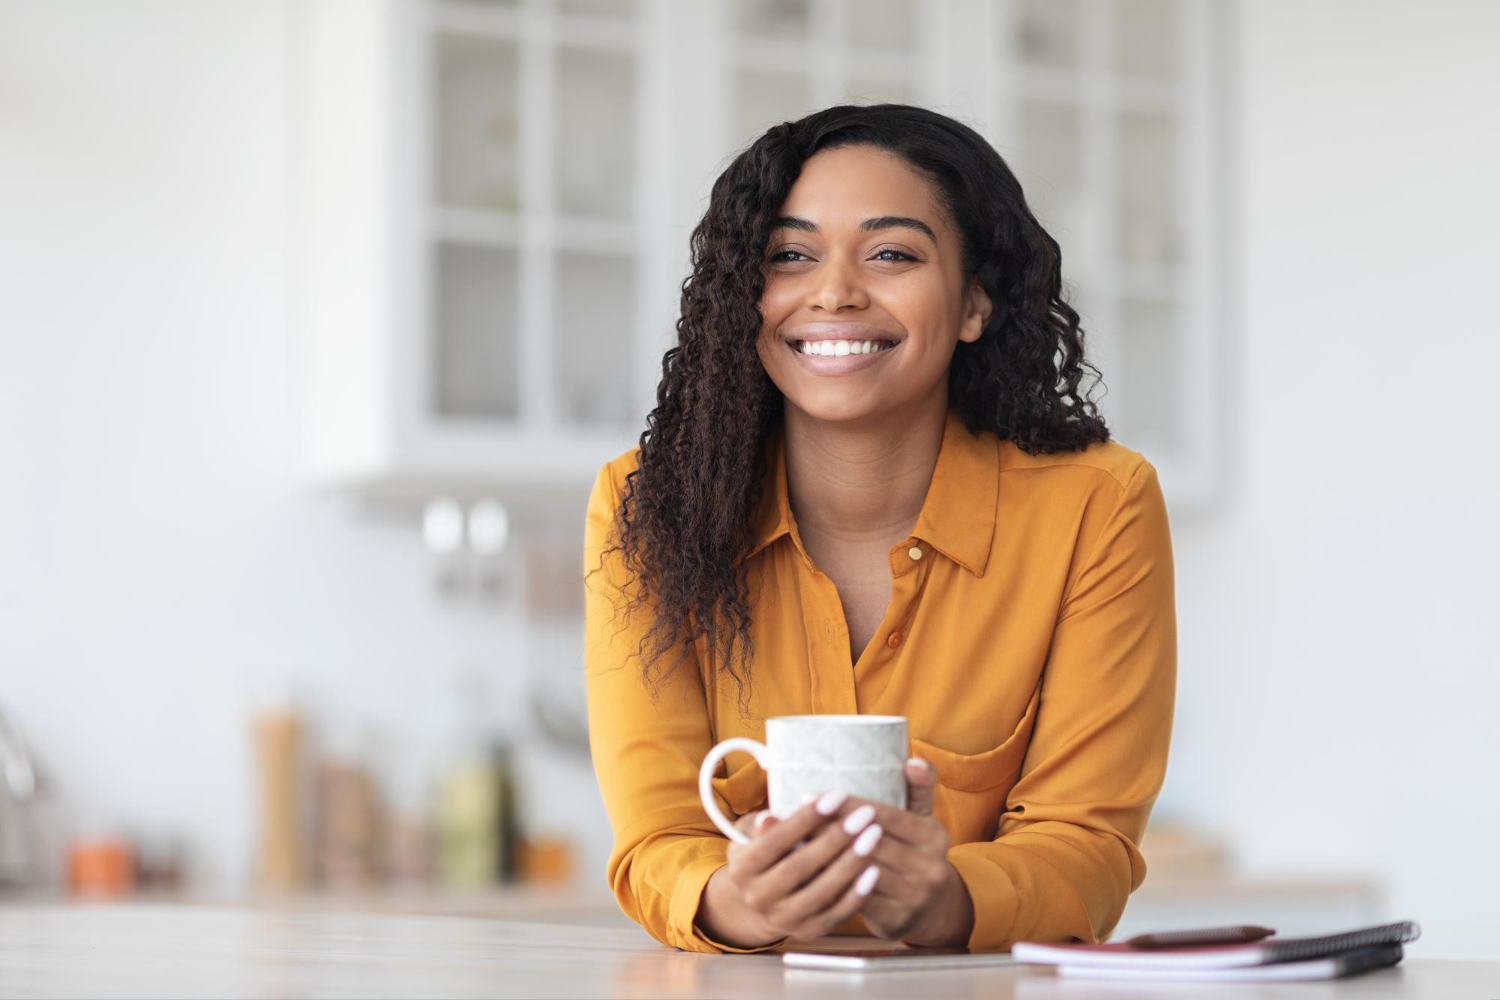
[785,339,900,375]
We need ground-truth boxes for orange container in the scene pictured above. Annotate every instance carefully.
[68,839,135,898]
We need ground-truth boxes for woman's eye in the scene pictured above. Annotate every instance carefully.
[769,248,918,263]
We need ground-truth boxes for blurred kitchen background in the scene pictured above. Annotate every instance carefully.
[1,0,1496,960]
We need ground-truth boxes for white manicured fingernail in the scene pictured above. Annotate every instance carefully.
[907,756,931,773]
[753,811,773,832]
[855,865,880,896]
[842,804,876,835]
[852,823,882,857]
[815,790,847,816]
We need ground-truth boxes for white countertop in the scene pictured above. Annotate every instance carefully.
[0,902,1490,999]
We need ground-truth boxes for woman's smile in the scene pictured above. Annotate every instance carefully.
[786,336,902,375]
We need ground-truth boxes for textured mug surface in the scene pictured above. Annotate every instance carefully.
[763,715,909,815]
[698,715,908,843]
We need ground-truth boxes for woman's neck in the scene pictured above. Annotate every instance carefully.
[781,394,949,548]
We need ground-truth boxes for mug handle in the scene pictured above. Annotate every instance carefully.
[698,737,771,845]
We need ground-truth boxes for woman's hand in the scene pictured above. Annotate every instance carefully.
[694,792,884,949]
[849,758,976,947]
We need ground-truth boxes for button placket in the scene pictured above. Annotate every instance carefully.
[879,538,930,656]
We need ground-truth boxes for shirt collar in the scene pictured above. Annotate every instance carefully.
[735,408,999,576]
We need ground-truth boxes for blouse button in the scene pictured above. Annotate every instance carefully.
[886,631,903,648]
[907,545,923,561]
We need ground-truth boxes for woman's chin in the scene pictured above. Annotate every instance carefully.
[783,393,893,426]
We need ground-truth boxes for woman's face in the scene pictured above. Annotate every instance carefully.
[755,144,992,425]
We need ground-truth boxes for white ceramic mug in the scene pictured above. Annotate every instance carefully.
[698,714,909,845]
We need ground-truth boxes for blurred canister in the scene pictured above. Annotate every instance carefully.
[67,835,135,898]
[251,707,306,891]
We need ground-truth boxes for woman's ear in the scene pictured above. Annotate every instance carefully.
[958,280,993,344]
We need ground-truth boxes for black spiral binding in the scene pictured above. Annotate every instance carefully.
[1262,921,1421,964]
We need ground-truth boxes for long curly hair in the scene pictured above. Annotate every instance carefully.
[590,103,1109,705]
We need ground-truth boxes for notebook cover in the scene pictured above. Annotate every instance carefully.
[1056,943,1404,982]
[1011,920,1419,970]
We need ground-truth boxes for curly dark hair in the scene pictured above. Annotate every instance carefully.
[589,103,1109,706]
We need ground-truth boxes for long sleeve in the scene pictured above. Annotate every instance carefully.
[582,461,780,954]
[947,457,1178,951]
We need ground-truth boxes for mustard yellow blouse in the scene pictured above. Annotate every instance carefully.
[583,407,1177,953]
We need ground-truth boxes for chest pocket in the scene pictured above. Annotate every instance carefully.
[909,678,1042,843]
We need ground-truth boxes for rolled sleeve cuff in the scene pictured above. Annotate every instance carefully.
[948,846,1020,952]
[669,851,787,954]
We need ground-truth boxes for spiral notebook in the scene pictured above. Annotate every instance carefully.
[1010,920,1420,972]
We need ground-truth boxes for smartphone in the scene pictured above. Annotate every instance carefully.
[782,946,1020,972]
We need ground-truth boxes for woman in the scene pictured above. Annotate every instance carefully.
[583,104,1176,954]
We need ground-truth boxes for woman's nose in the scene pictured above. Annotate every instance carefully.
[808,254,870,312]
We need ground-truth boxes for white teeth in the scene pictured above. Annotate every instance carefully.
[795,339,894,356]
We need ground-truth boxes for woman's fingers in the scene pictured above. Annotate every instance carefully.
[724,811,772,867]
[759,802,876,895]
[861,832,952,889]
[785,862,882,939]
[859,890,915,938]
[728,798,839,874]
[769,822,885,926]
[730,810,766,840]
[855,799,947,849]
[904,757,937,817]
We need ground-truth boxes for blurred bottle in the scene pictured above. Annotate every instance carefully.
[436,755,501,888]
[495,740,518,882]
[251,707,306,891]
[434,670,517,888]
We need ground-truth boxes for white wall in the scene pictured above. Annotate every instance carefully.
[0,0,610,892]
[1,0,1496,961]
[1156,0,1500,961]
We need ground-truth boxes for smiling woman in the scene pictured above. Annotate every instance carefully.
[583,104,1175,955]
[756,144,994,428]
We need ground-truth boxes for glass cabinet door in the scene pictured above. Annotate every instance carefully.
[1002,0,1202,470]
[430,23,524,427]
[426,0,643,444]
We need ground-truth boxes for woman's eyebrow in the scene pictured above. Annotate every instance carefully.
[771,215,937,243]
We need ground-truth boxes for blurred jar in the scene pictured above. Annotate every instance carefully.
[68,836,134,898]
[517,834,574,886]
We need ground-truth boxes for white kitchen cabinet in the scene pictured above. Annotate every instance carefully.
[294,0,1227,506]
